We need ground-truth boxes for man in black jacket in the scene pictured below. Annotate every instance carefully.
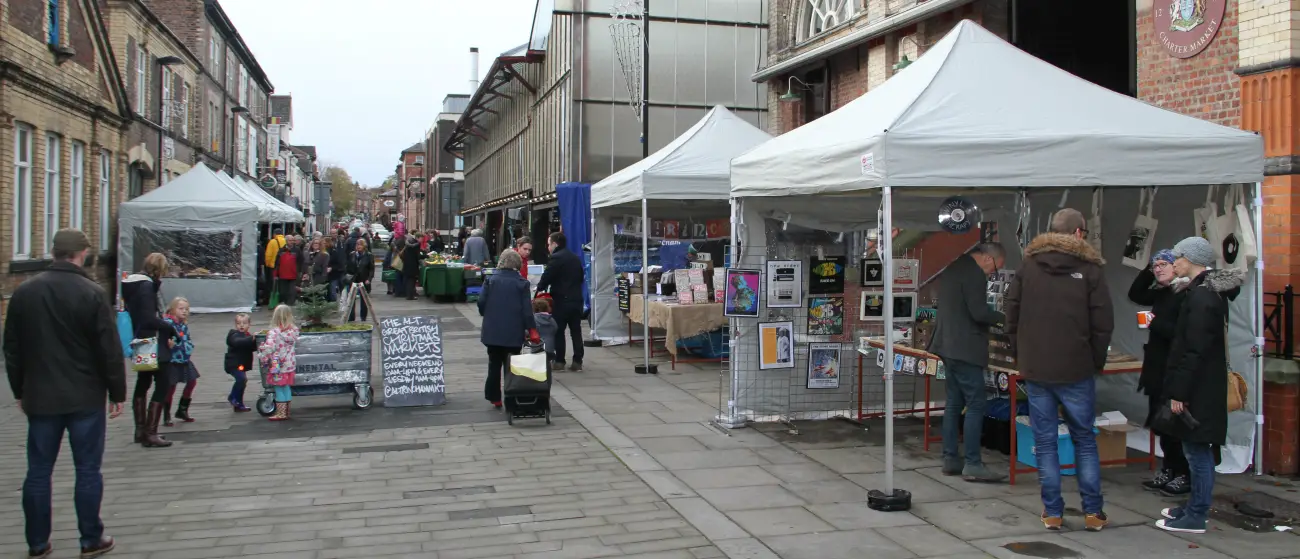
[4,229,123,558]
[928,243,1007,483]
[537,232,585,371]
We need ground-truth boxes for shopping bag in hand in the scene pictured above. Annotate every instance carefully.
[510,350,549,383]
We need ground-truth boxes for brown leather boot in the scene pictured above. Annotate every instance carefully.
[142,402,173,448]
[132,397,147,444]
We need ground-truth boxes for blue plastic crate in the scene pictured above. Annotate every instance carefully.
[1014,417,1098,476]
[675,329,728,359]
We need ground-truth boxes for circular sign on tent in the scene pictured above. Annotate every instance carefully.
[1154,0,1226,59]
[938,196,980,234]
[259,175,276,189]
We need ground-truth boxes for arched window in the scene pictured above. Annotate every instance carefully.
[796,0,858,43]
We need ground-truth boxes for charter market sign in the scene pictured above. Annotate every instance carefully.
[1154,0,1226,59]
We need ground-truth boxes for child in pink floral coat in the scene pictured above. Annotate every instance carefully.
[257,304,299,421]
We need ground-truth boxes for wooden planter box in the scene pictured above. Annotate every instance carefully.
[254,328,374,415]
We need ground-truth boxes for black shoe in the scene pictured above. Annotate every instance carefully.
[568,362,583,372]
[79,536,114,559]
[1160,475,1191,497]
[1143,468,1173,491]
[28,543,51,558]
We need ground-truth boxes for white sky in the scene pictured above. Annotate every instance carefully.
[220,0,541,186]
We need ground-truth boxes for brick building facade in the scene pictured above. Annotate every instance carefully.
[1,0,131,316]
[399,141,425,233]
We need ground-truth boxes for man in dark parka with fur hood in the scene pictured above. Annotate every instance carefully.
[1005,208,1114,532]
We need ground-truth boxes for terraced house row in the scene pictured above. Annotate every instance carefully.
[0,0,274,317]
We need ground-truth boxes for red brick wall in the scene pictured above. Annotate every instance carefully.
[70,0,95,69]
[1135,3,1241,126]
[1263,380,1299,475]
[143,0,204,54]
[10,0,46,41]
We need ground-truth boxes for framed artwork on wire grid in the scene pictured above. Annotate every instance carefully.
[860,291,918,322]
[807,296,844,335]
[758,321,795,370]
[765,260,803,308]
[809,256,846,294]
[806,343,841,389]
[723,269,762,317]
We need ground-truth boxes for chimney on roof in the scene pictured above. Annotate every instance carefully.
[470,47,480,92]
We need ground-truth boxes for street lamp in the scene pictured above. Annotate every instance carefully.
[228,105,249,177]
[157,56,184,186]
[778,76,811,103]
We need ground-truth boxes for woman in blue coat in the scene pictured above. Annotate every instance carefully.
[477,249,539,408]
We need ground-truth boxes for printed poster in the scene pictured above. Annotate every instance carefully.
[809,257,846,294]
[723,269,761,317]
[806,343,841,389]
[759,321,795,370]
[806,296,844,336]
[765,260,803,308]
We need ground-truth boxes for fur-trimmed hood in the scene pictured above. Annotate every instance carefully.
[1023,233,1105,275]
[1196,267,1246,300]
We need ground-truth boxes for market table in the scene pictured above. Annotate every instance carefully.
[628,294,727,370]
[856,340,1155,484]
[992,360,1155,484]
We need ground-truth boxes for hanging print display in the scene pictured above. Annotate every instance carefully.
[723,269,761,317]
[806,343,841,389]
[758,321,795,370]
[892,258,920,289]
[860,256,884,287]
[765,260,803,308]
[808,257,845,294]
[1121,187,1159,270]
[807,296,844,335]
[860,291,918,322]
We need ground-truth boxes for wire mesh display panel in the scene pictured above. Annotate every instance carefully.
[724,220,931,424]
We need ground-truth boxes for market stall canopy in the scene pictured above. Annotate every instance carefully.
[119,163,299,223]
[593,105,772,208]
[221,173,305,223]
[731,19,1265,197]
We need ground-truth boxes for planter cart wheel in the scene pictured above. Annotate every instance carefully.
[353,385,373,410]
[545,407,551,425]
[256,395,276,417]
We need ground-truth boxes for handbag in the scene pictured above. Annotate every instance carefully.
[382,269,398,282]
[1230,185,1258,265]
[130,337,160,372]
[1194,185,1219,241]
[391,248,405,272]
[117,310,134,358]
[1086,188,1104,254]
[1224,319,1248,412]
[1121,187,1159,269]
[1209,185,1247,271]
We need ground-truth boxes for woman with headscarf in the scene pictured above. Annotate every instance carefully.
[1128,248,1190,496]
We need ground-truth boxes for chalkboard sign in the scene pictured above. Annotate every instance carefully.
[379,315,446,407]
[617,276,631,313]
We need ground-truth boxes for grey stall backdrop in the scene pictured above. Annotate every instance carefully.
[731,184,1259,473]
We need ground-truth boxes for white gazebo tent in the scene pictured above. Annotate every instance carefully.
[590,106,772,368]
[118,163,304,313]
[729,20,1265,494]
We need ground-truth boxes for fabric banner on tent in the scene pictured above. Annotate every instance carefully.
[556,182,592,312]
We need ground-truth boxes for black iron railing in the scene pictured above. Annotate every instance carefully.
[1264,285,1294,360]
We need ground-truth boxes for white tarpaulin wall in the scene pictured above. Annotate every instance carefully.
[118,163,303,313]
[590,106,771,343]
[728,20,1265,473]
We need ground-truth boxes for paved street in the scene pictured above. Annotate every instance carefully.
[1,296,1297,559]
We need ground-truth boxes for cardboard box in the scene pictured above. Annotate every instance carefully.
[1097,424,1135,468]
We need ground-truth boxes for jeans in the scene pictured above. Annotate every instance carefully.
[552,310,584,365]
[1182,441,1216,522]
[1025,377,1103,516]
[277,279,297,306]
[273,386,292,402]
[327,278,340,302]
[23,410,106,551]
[404,275,418,300]
[347,293,369,322]
[228,368,247,405]
[133,369,175,405]
[485,345,521,403]
[942,359,988,467]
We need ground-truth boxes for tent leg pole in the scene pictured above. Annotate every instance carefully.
[716,197,744,429]
[869,185,910,512]
[1253,181,1265,476]
[635,197,657,376]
